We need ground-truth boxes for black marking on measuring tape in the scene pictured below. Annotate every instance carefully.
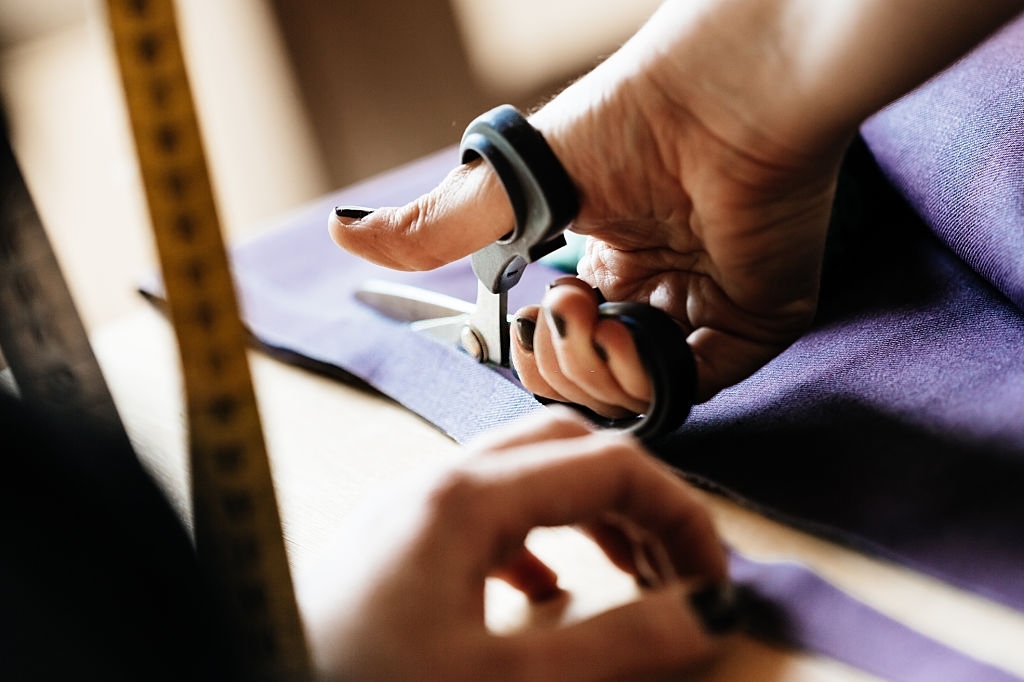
[0,123,133,456]
[105,0,311,679]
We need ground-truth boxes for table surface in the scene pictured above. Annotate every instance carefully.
[90,305,1024,681]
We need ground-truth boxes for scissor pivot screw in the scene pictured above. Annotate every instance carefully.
[460,325,486,361]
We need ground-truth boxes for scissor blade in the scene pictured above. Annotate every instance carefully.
[355,279,474,322]
[409,315,467,348]
[467,281,509,366]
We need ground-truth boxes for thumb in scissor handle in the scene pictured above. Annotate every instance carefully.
[459,105,578,294]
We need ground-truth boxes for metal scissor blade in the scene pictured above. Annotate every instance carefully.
[355,278,515,366]
[355,279,474,322]
[408,314,467,347]
[467,280,509,366]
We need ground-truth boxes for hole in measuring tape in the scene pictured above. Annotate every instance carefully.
[12,270,35,304]
[184,258,206,286]
[44,366,79,403]
[208,395,238,423]
[207,348,227,374]
[222,491,254,521]
[29,319,54,344]
[165,170,189,199]
[127,0,151,16]
[136,34,161,64]
[156,124,178,153]
[213,445,244,472]
[174,213,195,240]
[194,300,217,329]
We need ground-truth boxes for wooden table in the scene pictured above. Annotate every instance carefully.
[91,305,1024,681]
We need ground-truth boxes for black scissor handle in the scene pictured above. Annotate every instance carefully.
[461,105,696,440]
[460,105,578,294]
[593,301,696,442]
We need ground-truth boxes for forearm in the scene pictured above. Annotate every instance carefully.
[621,0,1023,159]
[783,0,1023,137]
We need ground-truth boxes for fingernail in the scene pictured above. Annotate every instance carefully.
[546,309,567,339]
[592,341,608,362]
[514,316,536,352]
[334,206,374,223]
[687,583,741,636]
[546,275,586,291]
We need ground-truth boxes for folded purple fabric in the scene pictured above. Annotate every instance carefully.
[861,12,1024,311]
[666,190,1024,611]
[731,553,1021,682]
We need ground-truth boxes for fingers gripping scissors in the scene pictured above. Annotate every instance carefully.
[357,105,696,442]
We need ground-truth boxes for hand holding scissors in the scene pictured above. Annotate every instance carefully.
[349,106,696,442]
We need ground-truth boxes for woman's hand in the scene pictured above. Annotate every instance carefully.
[329,0,1021,418]
[330,1,842,418]
[299,408,737,681]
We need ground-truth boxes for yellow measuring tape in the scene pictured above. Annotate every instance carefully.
[105,0,310,678]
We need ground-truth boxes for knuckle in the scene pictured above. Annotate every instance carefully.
[537,354,574,395]
[587,431,646,468]
[556,350,588,384]
[423,467,486,523]
[396,198,449,271]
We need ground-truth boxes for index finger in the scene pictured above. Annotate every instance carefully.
[328,160,514,271]
[462,428,727,583]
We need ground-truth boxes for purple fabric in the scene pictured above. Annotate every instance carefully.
[664,188,1024,611]
[664,12,1024,610]
[730,553,1020,682]
[861,12,1024,311]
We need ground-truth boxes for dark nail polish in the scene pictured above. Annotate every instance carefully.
[548,311,567,339]
[514,316,536,352]
[688,583,741,636]
[592,341,608,363]
[546,275,581,291]
[334,206,374,220]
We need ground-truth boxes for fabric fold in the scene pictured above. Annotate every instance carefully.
[861,12,1024,311]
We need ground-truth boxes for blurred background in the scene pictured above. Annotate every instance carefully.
[0,0,662,333]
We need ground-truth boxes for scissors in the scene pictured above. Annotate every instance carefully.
[354,105,696,442]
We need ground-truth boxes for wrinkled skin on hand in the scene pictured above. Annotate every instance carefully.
[332,0,1015,415]
[330,0,846,418]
